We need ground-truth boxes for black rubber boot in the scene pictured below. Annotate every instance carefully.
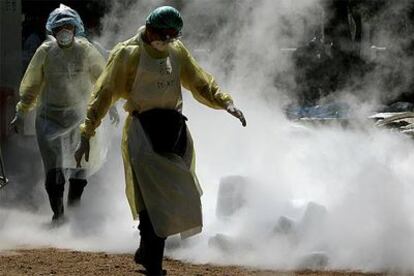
[45,169,65,223]
[136,210,167,275]
[50,196,64,222]
[134,238,145,265]
[136,237,168,275]
[67,178,87,207]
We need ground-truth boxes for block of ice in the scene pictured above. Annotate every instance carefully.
[216,176,250,218]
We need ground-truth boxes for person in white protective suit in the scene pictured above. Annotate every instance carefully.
[75,6,246,276]
[10,4,116,223]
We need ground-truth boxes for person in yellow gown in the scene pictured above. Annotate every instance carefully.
[75,6,246,275]
[10,4,112,224]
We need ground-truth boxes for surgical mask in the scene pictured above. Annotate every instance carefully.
[56,29,74,46]
[151,40,169,52]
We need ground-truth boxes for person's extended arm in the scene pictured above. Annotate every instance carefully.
[76,45,131,167]
[80,46,129,139]
[88,43,120,126]
[178,41,246,126]
[11,45,47,133]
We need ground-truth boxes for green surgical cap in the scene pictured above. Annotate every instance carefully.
[146,6,183,31]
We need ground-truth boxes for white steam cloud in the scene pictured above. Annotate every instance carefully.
[2,0,414,273]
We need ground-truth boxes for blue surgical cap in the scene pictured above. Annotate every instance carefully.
[46,4,85,37]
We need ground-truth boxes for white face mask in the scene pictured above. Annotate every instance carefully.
[56,29,74,46]
[150,40,169,52]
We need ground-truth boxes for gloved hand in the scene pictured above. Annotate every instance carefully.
[109,106,120,126]
[9,112,25,134]
[74,136,90,168]
[226,102,247,127]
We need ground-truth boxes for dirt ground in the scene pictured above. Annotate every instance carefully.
[0,248,386,276]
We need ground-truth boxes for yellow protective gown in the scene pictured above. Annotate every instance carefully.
[17,36,106,177]
[80,27,233,236]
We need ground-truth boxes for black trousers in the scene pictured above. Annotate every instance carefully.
[137,210,166,273]
[45,168,87,220]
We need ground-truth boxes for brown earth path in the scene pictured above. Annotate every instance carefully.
[0,248,386,276]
